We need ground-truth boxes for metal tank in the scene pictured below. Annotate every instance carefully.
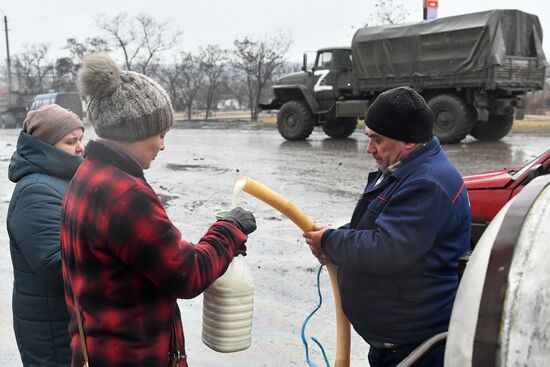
[445,174,550,366]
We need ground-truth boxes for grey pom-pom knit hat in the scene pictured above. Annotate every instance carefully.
[78,53,174,141]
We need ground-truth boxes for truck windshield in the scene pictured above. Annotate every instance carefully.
[316,52,333,69]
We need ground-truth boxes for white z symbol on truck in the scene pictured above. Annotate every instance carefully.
[313,70,333,92]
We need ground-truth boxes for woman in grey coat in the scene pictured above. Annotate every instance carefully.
[6,104,84,367]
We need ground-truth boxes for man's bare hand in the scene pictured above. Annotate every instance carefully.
[304,224,331,264]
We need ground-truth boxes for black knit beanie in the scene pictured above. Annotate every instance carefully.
[365,87,434,143]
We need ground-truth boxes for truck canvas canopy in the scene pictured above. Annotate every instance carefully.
[351,10,546,87]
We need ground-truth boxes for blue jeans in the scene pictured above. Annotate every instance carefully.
[368,344,444,367]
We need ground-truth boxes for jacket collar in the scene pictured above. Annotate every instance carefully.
[85,139,145,180]
[391,137,440,180]
[364,137,440,194]
[8,131,84,183]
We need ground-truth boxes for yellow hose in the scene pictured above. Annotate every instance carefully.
[237,176,351,367]
[326,263,351,367]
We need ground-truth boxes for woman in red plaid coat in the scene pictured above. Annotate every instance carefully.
[60,54,256,367]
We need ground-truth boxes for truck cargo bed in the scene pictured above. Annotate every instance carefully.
[352,10,546,94]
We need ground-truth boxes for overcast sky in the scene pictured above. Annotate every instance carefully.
[1,0,549,64]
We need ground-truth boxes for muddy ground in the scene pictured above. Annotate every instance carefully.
[1,119,549,366]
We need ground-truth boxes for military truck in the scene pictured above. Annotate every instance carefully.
[260,10,547,143]
[0,87,27,129]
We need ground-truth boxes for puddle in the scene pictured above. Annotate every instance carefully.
[165,163,229,173]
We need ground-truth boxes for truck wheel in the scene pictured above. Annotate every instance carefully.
[322,118,357,138]
[470,113,514,142]
[277,101,314,140]
[427,94,475,144]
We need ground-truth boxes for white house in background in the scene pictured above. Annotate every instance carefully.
[217,98,240,110]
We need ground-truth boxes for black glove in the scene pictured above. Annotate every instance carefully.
[219,207,257,235]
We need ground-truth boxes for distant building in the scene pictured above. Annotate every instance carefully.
[217,98,241,110]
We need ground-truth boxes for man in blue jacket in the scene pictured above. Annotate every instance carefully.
[304,87,471,367]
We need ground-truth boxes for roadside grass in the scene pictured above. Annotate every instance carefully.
[512,119,550,132]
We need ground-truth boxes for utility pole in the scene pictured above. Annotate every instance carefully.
[1,11,11,90]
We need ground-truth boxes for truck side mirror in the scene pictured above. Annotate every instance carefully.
[302,53,309,73]
[302,61,313,75]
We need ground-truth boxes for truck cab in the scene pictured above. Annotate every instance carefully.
[261,47,362,141]
[307,48,353,106]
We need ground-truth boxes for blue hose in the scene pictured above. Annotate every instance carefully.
[301,265,330,367]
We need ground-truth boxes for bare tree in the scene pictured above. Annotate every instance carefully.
[52,58,78,92]
[220,70,249,109]
[176,52,204,121]
[64,37,111,61]
[96,14,140,71]
[134,14,182,75]
[54,37,111,92]
[232,34,291,121]
[12,44,53,98]
[155,57,187,111]
[199,45,228,121]
[64,37,111,62]
[367,0,410,26]
[96,13,181,75]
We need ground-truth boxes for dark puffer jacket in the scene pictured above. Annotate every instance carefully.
[6,131,83,367]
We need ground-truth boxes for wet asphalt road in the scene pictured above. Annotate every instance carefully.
[1,121,549,366]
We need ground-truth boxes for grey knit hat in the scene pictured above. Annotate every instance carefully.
[78,54,174,141]
[23,104,84,145]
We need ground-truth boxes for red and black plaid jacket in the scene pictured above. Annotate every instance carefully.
[60,140,247,367]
